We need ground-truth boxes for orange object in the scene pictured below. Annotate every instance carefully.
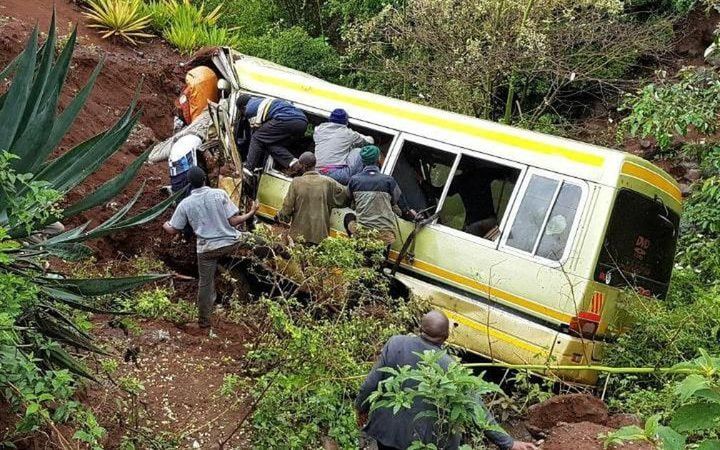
[176,66,219,124]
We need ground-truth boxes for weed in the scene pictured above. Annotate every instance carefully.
[123,287,196,324]
[100,358,120,375]
[83,0,154,45]
[220,373,246,398]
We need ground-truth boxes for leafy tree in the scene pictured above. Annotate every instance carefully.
[344,0,671,123]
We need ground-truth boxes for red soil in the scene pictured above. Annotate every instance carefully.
[0,0,186,264]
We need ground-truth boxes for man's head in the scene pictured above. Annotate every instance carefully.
[360,145,380,166]
[329,108,349,125]
[420,310,450,345]
[298,152,317,171]
[236,94,252,110]
[187,166,207,189]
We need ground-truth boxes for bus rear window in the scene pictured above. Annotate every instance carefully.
[595,189,679,299]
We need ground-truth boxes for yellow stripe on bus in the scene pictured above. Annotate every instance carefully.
[388,250,573,323]
[240,67,606,168]
[621,161,682,205]
[257,203,278,218]
[442,310,549,355]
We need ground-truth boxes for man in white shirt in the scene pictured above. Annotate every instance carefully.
[314,108,374,185]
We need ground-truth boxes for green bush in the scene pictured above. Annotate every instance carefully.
[203,0,278,35]
[606,350,720,450]
[247,296,407,449]
[122,287,196,324]
[619,68,720,150]
[237,26,342,81]
[144,0,238,53]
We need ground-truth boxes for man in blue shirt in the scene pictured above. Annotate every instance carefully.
[236,94,308,177]
[356,310,538,450]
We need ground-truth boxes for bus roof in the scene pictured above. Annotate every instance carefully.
[229,52,681,208]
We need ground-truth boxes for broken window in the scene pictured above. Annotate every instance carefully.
[437,155,521,240]
[390,140,458,215]
[505,174,583,261]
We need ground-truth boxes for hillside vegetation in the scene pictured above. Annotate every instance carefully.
[2,0,720,448]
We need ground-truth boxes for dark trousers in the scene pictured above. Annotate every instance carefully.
[245,118,308,169]
[196,241,245,327]
[377,443,401,450]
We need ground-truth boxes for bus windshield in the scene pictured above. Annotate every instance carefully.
[595,189,680,299]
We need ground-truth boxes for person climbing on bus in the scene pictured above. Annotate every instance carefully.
[314,108,374,185]
[345,145,415,246]
[236,94,308,179]
[276,152,349,245]
[168,134,203,198]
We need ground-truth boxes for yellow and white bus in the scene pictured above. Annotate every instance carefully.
[204,49,681,384]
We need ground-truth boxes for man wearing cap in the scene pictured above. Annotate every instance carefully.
[236,94,308,177]
[355,310,538,450]
[313,108,374,185]
[346,145,414,246]
[277,152,349,245]
[162,166,259,330]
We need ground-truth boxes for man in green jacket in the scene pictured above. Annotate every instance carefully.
[277,152,349,245]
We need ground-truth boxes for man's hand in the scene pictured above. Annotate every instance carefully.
[511,441,538,450]
[162,221,179,236]
[249,200,260,214]
[356,410,368,429]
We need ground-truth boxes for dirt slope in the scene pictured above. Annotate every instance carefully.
[0,0,185,262]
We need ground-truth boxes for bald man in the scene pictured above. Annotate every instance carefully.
[276,152,349,244]
[355,310,537,450]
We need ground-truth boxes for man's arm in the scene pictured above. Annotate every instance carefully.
[349,128,374,148]
[163,204,187,235]
[328,179,349,208]
[277,182,296,223]
[482,404,537,450]
[163,221,180,235]
[229,200,259,227]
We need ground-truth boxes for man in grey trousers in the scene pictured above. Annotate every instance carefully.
[356,310,538,450]
[163,166,259,329]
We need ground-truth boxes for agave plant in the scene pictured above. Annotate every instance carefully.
[0,15,181,377]
[84,0,154,45]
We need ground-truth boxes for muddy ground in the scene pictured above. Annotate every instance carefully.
[0,0,716,448]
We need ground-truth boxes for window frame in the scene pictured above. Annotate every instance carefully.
[264,102,399,179]
[385,133,527,248]
[499,168,588,266]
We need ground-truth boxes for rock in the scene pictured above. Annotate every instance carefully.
[639,139,653,149]
[680,183,692,196]
[680,160,700,170]
[151,329,171,342]
[605,413,643,429]
[124,122,158,156]
[542,422,654,450]
[322,436,339,450]
[526,394,608,436]
[686,168,702,181]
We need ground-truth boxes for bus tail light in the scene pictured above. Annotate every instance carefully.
[570,312,600,339]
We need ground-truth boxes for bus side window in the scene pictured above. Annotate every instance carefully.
[390,141,457,213]
[438,154,521,240]
[506,174,582,261]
